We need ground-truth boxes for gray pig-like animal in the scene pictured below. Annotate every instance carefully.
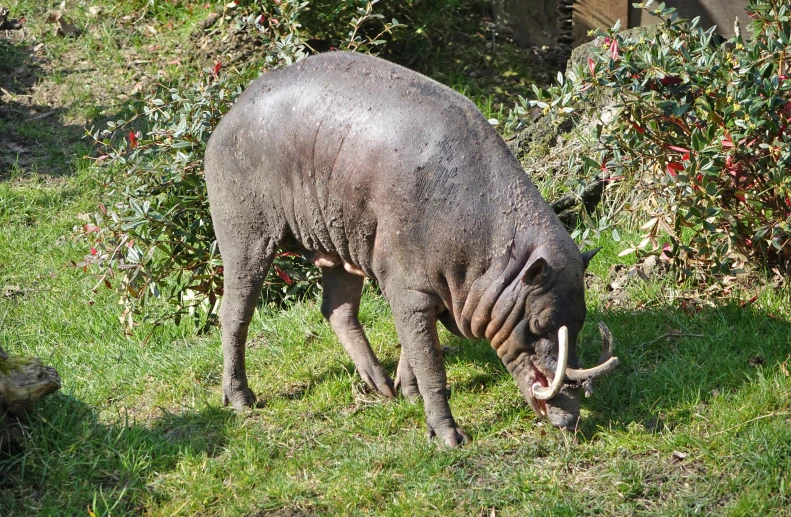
[205,52,618,446]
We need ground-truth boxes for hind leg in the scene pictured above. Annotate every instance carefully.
[321,266,396,398]
[219,236,279,409]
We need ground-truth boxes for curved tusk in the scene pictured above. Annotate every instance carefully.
[565,357,619,381]
[533,326,568,400]
[596,321,614,364]
[565,322,619,382]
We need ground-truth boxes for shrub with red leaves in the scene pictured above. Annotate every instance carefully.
[516,0,791,279]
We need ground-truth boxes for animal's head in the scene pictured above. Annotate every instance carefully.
[495,246,618,430]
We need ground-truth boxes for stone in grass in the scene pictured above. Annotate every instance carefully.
[0,345,61,447]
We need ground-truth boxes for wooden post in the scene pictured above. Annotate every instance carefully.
[572,0,629,46]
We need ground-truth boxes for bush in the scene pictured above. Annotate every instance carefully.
[79,0,399,330]
[512,0,791,280]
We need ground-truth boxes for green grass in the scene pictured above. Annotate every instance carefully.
[2,169,790,516]
[1,1,791,516]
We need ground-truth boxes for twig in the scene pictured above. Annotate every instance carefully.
[706,411,791,438]
[638,332,704,348]
[29,111,58,121]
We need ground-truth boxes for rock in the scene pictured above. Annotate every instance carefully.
[0,354,61,447]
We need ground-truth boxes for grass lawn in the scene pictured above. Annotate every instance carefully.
[1,1,790,515]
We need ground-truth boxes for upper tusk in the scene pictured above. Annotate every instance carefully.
[596,321,614,364]
[533,326,568,400]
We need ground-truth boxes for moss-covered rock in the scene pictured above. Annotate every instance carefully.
[0,352,61,447]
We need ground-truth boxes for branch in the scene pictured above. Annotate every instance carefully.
[550,175,605,226]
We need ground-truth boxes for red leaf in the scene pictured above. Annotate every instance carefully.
[128,131,137,148]
[660,242,672,261]
[609,38,619,61]
[273,265,293,285]
[277,251,300,258]
[660,76,682,85]
[721,136,734,148]
[588,57,595,76]
[666,162,684,176]
[740,294,758,308]
[213,62,222,75]
[630,121,646,134]
[667,145,690,153]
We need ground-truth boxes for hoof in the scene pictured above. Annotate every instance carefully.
[394,359,421,402]
[427,424,471,448]
[222,385,257,410]
[359,368,397,398]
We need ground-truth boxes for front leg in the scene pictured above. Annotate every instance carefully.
[388,289,470,447]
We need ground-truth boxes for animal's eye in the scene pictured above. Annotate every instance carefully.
[529,319,543,336]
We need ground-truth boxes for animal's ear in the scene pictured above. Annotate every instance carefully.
[522,257,551,286]
[581,247,602,270]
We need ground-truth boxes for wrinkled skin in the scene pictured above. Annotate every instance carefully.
[205,52,593,446]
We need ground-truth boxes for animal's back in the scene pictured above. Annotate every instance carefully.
[206,52,554,287]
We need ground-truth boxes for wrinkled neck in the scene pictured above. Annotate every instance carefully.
[456,236,537,341]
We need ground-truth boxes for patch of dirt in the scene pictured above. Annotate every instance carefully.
[586,255,672,309]
[188,11,266,71]
[0,27,102,179]
[0,7,201,180]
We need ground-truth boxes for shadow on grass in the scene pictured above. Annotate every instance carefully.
[434,300,791,438]
[0,38,102,179]
[578,302,791,436]
[0,393,234,515]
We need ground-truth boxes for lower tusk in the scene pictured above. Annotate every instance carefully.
[533,326,568,400]
[565,356,619,381]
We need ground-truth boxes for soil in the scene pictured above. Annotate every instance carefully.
[0,27,111,179]
[587,255,672,310]
[187,11,266,71]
